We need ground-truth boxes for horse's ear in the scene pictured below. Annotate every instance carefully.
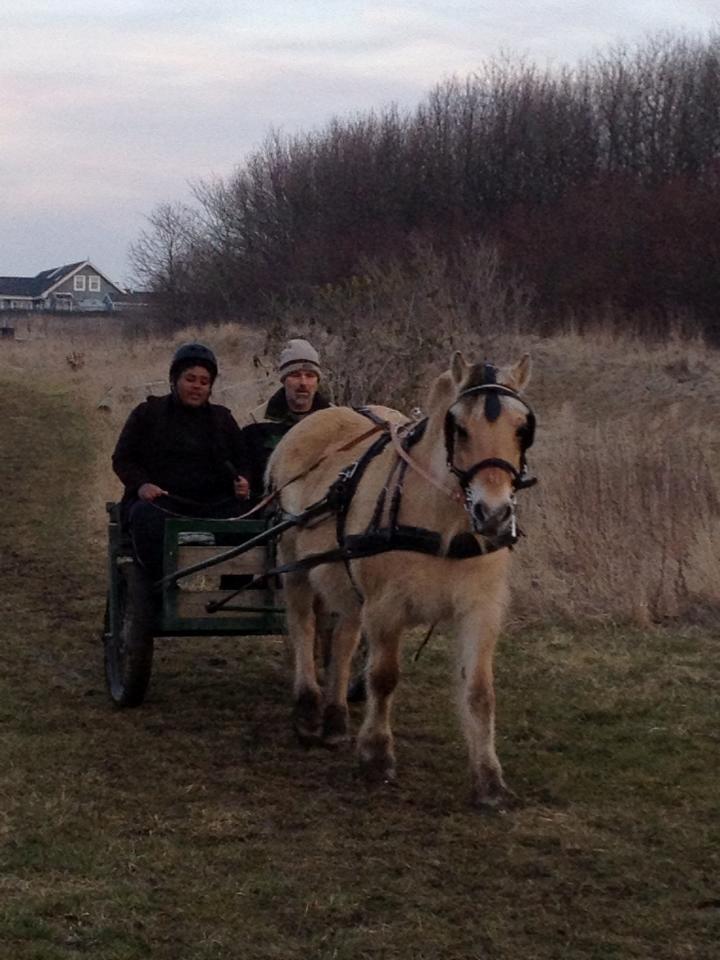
[505,353,531,392]
[451,351,470,387]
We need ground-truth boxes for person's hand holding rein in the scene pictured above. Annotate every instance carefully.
[233,475,250,499]
[138,482,169,502]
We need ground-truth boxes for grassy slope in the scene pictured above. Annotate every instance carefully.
[0,379,718,960]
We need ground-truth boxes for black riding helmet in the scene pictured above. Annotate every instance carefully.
[169,342,218,384]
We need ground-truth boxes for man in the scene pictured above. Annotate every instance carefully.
[242,338,369,700]
[242,338,331,500]
[112,342,250,580]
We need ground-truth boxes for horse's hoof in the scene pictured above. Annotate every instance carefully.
[471,783,520,813]
[322,705,351,750]
[361,758,397,785]
[293,720,323,747]
[292,690,323,746]
[358,739,397,783]
[323,731,353,751]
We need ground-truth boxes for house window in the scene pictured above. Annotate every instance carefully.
[88,276,101,292]
[74,275,86,291]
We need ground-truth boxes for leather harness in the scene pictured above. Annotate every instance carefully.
[216,379,536,607]
[166,370,537,612]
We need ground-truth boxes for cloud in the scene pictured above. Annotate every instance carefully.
[1,1,718,281]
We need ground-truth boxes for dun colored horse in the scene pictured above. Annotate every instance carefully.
[267,351,534,808]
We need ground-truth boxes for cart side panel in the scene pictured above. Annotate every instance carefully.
[161,517,286,636]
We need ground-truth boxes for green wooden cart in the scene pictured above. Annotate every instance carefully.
[102,503,286,707]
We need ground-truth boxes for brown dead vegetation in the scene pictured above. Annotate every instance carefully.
[2,300,718,626]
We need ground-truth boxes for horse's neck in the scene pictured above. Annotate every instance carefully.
[396,414,466,532]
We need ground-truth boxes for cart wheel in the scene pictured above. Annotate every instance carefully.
[104,563,155,707]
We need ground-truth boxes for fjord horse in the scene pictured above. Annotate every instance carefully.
[267,352,534,809]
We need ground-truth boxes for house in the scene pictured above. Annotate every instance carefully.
[0,260,125,313]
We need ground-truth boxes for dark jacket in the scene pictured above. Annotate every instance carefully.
[241,387,331,499]
[112,394,250,506]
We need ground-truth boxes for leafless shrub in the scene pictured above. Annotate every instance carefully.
[253,248,720,625]
[65,350,85,371]
[261,238,532,409]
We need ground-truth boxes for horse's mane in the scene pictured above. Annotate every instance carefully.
[428,360,505,413]
[429,354,531,414]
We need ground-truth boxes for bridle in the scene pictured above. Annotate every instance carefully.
[443,366,537,499]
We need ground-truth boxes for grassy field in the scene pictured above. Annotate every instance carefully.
[1,373,718,958]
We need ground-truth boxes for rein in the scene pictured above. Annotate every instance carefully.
[255,419,387,515]
[220,419,389,521]
[166,382,538,610]
[388,422,464,503]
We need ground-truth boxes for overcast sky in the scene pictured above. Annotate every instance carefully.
[2,1,717,287]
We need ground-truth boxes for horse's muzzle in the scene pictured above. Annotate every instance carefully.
[471,500,514,539]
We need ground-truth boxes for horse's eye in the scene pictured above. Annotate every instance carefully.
[455,423,469,442]
[517,422,531,447]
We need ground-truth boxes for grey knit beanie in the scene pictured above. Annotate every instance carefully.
[278,338,321,380]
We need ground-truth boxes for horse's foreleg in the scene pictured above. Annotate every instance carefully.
[284,572,322,744]
[458,612,516,810]
[357,616,401,782]
[322,615,362,748]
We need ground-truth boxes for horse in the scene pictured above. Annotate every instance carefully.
[266,351,535,809]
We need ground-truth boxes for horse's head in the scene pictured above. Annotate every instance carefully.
[440,351,535,542]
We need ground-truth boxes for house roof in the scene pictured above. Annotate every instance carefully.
[0,261,122,298]
[0,278,36,297]
[110,290,159,305]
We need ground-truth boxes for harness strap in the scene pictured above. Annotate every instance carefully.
[206,527,443,612]
[334,409,432,597]
[157,495,336,588]
[278,526,444,574]
[448,455,523,488]
[262,419,387,508]
[334,422,395,600]
[388,422,463,503]
[162,413,393,592]
[205,522,513,612]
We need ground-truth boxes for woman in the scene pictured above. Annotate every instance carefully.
[112,342,251,580]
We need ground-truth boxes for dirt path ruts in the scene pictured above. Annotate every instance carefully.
[0,381,100,686]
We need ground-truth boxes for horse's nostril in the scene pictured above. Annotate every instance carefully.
[473,502,511,535]
[498,504,512,524]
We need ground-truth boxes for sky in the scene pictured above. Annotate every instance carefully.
[2,1,717,288]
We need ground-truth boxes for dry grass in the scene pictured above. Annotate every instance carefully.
[2,312,718,625]
[0,377,718,959]
[514,327,720,622]
[0,320,271,550]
